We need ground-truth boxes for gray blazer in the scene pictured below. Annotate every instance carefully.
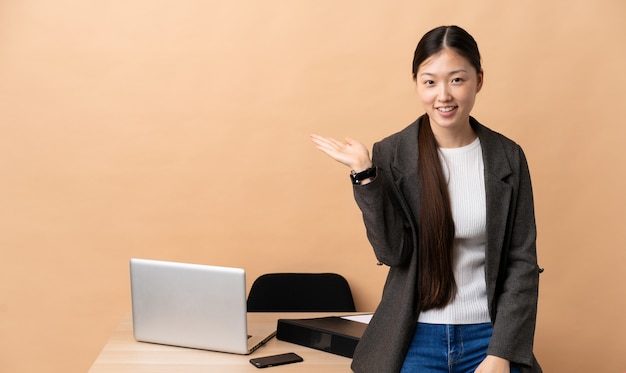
[350,116,542,373]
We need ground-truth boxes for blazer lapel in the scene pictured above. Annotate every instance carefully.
[474,121,513,314]
[391,121,420,216]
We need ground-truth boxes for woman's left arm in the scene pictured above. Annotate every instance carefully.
[487,146,541,367]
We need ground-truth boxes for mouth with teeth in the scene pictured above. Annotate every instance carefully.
[437,106,458,113]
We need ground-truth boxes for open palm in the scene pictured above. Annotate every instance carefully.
[310,134,372,171]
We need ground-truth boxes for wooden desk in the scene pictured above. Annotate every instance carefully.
[89,312,357,372]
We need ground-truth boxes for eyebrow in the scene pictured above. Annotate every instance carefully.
[419,69,469,77]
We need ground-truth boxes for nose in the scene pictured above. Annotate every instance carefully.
[437,84,452,102]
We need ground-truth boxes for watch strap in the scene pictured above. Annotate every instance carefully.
[350,166,377,185]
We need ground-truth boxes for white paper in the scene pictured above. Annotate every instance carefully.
[341,313,373,324]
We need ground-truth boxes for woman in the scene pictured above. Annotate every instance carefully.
[311,25,542,373]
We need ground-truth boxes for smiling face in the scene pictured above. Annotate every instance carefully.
[415,48,483,146]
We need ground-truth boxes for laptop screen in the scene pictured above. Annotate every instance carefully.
[130,258,251,353]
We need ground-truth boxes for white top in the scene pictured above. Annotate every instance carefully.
[418,137,491,324]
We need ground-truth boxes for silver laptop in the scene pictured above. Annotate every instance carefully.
[130,258,276,354]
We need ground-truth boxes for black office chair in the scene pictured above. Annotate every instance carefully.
[247,273,356,312]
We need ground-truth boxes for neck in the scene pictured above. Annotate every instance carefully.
[431,122,476,148]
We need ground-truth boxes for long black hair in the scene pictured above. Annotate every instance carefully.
[412,25,482,310]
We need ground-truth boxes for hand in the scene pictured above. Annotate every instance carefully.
[474,355,511,373]
[310,134,372,171]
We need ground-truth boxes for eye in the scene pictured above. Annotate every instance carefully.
[424,80,435,86]
[451,77,464,84]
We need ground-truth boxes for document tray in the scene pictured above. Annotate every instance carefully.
[276,316,367,358]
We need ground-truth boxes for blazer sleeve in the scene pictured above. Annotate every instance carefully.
[487,146,541,368]
[352,140,415,267]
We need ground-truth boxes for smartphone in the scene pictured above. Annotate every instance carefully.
[249,352,303,368]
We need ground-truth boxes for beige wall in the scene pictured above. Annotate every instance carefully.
[1,1,625,372]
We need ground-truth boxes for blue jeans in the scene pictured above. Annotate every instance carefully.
[400,323,521,373]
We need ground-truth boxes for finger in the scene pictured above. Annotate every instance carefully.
[312,138,339,153]
[310,134,326,142]
[315,138,350,155]
[310,138,335,153]
[328,139,349,150]
[311,139,341,157]
[310,134,339,148]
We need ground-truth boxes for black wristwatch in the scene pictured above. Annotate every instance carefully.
[350,166,377,185]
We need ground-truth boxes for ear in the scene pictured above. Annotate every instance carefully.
[476,69,484,93]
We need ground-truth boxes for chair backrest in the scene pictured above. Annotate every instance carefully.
[247,273,356,312]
